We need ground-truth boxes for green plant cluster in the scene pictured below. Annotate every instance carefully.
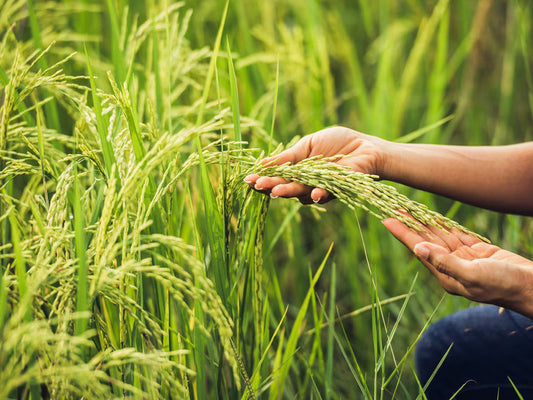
[0,0,531,399]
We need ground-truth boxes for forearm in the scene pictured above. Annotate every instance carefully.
[381,141,533,215]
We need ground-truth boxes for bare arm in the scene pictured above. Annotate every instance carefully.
[246,127,533,215]
[383,142,533,216]
[244,127,533,316]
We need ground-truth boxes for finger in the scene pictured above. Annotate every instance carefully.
[414,242,471,282]
[449,227,483,247]
[261,136,311,166]
[395,210,445,241]
[310,187,333,203]
[413,243,470,296]
[244,173,260,187]
[422,226,491,260]
[425,224,464,251]
[385,221,471,296]
[254,176,291,192]
[469,242,501,258]
[382,218,442,251]
[271,181,313,199]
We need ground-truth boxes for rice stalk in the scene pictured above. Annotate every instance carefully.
[0,143,243,396]
[0,312,193,399]
[249,155,488,242]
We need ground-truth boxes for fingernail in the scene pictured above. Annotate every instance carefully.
[414,244,430,259]
[244,176,253,184]
[270,193,279,199]
[312,197,322,204]
[255,184,264,190]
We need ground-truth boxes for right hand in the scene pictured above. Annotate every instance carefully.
[244,126,389,204]
[383,218,533,318]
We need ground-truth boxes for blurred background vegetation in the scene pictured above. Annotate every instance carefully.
[0,0,532,398]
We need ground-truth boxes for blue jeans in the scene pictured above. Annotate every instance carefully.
[415,305,533,399]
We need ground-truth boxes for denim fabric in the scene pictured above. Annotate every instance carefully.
[415,305,533,399]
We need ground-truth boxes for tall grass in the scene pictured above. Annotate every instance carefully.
[0,0,531,398]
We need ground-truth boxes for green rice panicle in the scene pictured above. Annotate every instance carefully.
[245,154,489,243]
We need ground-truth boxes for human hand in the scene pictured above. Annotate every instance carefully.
[383,218,533,318]
[244,126,389,204]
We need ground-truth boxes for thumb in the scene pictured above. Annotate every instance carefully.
[262,137,311,166]
[413,242,433,260]
[414,242,468,280]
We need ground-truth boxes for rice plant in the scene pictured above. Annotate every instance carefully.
[0,0,531,399]
[251,154,488,241]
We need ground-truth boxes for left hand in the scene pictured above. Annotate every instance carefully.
[382,218,533,318]
[244,126,388,204]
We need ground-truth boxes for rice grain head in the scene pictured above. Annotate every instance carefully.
[246,155,489,242]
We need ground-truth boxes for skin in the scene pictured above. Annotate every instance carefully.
[383,218,533,319]
[245,126,533,318]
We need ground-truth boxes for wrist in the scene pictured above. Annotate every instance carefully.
[374,138,402,181]
[509,274,533,319]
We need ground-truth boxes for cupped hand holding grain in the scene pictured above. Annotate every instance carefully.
[244,126,388,204]
[383,218,533,319]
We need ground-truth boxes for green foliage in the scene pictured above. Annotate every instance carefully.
[0,0,531,399]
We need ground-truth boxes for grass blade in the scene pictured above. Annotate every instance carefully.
[325,263,336,400]
[72,162,89,337]
[269,243,333,400]
[226,39,242,151]
[26,0,61,132]
[85,46,117,179]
